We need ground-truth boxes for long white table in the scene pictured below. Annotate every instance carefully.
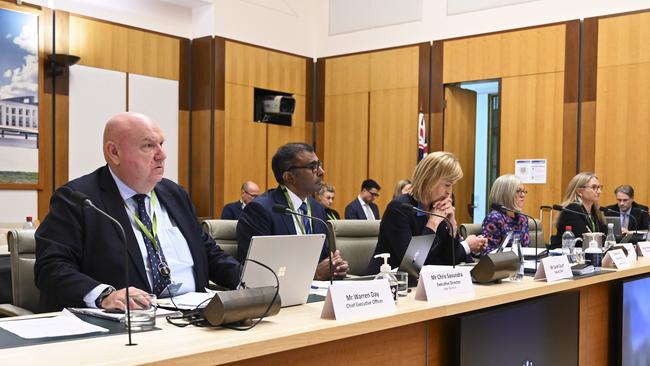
[2,259,649,365]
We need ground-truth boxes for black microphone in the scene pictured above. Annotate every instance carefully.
[272,204,334,284]
[400,202,458,268]
[490,203,540,269]
[59,187,135,346]
[552,204,590,217]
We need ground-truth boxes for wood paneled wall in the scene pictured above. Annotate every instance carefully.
[324,46,420,215]
[215,40,309,217]
[594,11,650,208]
[441,24,570,221]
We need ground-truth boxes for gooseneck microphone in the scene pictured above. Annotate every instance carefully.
[490,203,540,269]
[60,187,135,346]
[552,204,590,217]
[400,202,457,268]
[272,204,334,284]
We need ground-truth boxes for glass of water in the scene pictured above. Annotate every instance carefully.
[122,293,157,331]
[394,271,408,297]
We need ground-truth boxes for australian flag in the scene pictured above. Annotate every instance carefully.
[418,112,428,161]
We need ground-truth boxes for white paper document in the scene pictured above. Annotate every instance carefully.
[68,307,179,321]
[157,291,216,310]
[0,309,108,339]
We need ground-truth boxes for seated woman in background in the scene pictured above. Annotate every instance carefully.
[317,184,340,220]
[481,174,530,255]
[366,151,486,274]
[551,172,607,248]
[393,179,412,199]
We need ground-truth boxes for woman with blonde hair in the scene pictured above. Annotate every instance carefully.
[551,172,607,248]
[481,174,530,255]
[393,179,412,199]
[366,151,486,274]
[317,184,340,220]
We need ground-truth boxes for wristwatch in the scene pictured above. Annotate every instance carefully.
[95,286,116,308]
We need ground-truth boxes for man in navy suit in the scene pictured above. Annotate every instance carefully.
[236,143,349,280]
[35,112,241,312]
[344,179,381,220]
[221,181,260,220]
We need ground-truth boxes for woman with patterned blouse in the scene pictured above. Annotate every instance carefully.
[481,174,530,255]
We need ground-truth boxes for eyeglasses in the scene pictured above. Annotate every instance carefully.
[581,184,604,191]
[516,189,528,195]
[243,190,258,198]
[288,161,323,173]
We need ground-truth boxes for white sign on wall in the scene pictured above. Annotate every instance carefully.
[515,159,547,184]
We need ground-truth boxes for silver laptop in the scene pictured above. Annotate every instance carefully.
[241,234,325,307]
[398,234,436,286]
[605,216,622,235]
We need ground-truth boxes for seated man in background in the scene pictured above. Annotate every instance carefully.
[317,183,340,220]
[604,185,649,233]
[35,112,241,312]
[345,179,381,220]
[221,181,260,220]
[237,143,348,280]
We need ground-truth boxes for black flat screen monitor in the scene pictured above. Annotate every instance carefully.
[459,291,579,365]
[620,275,650,366]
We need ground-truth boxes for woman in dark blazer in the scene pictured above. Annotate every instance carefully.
[366,152,486,274]
[552,172,607,248]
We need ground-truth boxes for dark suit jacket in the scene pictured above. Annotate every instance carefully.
[236,187,330,263]
[551,202,607,248]
[34,166,241,312]
[344,198,380,220]
[604,202,649,230]
[325,207,340,220]
[366,194,468,275]
[221,201,244,220]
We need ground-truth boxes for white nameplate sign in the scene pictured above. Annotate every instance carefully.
[321,279,396,320]
[636,242,650,257]
[602,249,631,269]
[534,256,572,282]
[415,265,474,301]
[621,243,638,262]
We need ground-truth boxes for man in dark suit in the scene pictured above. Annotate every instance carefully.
[236,143,349,280]
[35,112,241,312]
[344,179,381,220]
[221,181,260,220]
[604,185,649,232]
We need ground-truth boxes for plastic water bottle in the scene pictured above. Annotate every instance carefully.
[23,216,34,229]
[562,226,576,263]
[605,223,616,250]
[509,231,524,281]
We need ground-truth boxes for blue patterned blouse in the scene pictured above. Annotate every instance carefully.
[480,209,530,256]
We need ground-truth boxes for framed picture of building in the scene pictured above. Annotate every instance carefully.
[0,7,38,186]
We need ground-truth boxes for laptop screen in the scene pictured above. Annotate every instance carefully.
[398,234,436,285]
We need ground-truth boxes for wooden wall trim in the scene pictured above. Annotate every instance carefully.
[578,18,599,173]
[179,38,190,111]
[430,41,444,152]
[214,37,226,111]
[418,42,431,155]
[561,20,581,186]
[213,37,226,218]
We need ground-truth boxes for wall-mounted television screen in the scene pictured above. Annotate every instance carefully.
[459,291,579,366]
[620,275,650,366]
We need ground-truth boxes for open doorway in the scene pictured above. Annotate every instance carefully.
[444,80,500,225]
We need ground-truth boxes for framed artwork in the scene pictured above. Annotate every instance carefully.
[0,7,38,186]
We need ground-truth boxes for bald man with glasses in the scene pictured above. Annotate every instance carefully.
[221,181,260,220]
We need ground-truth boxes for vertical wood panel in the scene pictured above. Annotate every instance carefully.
[579,283,611,366]
[324,93,369,215]
[127,29,179,80]
[597,11,650,67]
[500,73,565,217]
[443,86,476,225]
[68,15,128,72]
[190,110,212,217]
[223,83,267,202]
[368,88,418,213]
[267,51,306,95]
[370,46,419,90]
[430,41,444,152]
[178,110,189,190]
